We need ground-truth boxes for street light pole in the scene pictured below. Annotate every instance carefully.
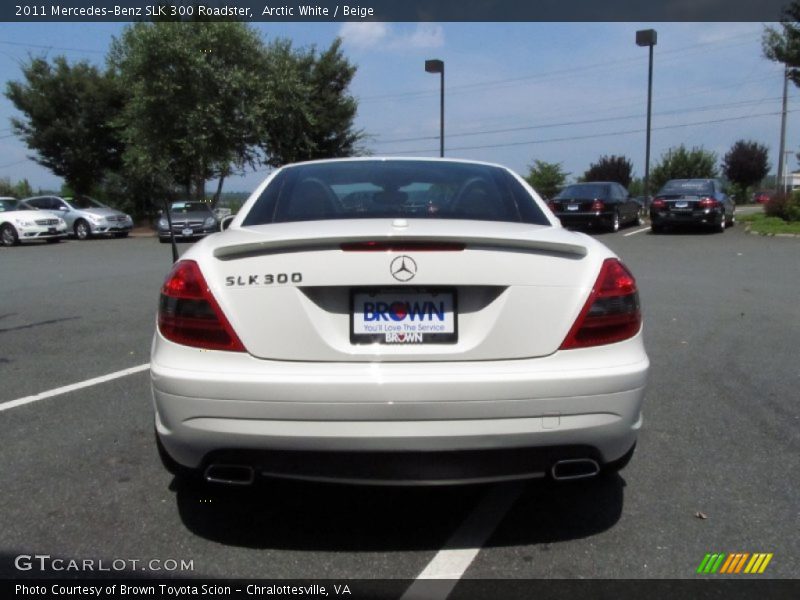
[777,64,788,194]
[636,29,657,199]
[425,59,445,157]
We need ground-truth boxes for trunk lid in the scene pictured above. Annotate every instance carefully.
[191,219,609,362]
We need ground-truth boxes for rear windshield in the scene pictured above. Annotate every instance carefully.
[553,184,611,200]
[659,180,713,196]
[242,160,550,226]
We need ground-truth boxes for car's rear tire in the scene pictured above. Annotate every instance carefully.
[74,219,91,240]
[716,214,726,233]
[1,224,19,246]
[651,223,663,234]
[610,211,620,233]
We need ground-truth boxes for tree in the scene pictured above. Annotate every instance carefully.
[0,177,33,198]
[582,155,633,187]
[650,146,717,190]
[524,160,569,199]
[108,21,269,201]
[260,38,364,167]
[722,140,769,190]
[763,2,800,86]
[5,56,124,194]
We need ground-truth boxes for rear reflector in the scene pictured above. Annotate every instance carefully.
[158,260,245,352]
[341,241,465,251]
[560,258,641,349]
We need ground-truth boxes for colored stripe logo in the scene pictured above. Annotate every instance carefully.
[697,553,773,574]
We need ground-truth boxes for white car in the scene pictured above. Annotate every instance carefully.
[151,158,649,486]
[0,197,68,246]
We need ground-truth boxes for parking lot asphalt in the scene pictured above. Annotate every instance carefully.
[1,226,798,586]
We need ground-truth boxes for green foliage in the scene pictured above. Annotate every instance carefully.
[524,160,569,199]
[0,177,33,198]
[763,2,800,86]
[628,178,645,197]
[725,181,750,205]
[582,155,633,188]
[722,140,770,191]
[765,191,800,222]
[108,21,269,200]
[650,145,718,191]
[260,38,364,167]
[742,212,800,234]
[5,56,124,194]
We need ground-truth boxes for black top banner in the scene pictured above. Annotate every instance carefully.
[0,0,793,23]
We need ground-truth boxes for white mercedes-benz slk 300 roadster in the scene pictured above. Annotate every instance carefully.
[150,158,649,486]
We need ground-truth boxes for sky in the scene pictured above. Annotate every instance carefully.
[0,20,797,194]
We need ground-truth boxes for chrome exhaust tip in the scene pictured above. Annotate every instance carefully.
[204,464,255,486]
[551,458,600,481]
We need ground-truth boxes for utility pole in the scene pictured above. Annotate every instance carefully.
[777,64,788,193]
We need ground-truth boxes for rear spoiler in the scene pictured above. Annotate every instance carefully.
[213,234,587,261]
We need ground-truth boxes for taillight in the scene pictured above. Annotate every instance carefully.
[698,197,720,208]
[158,260,245,352]
[560,258,641,349]
[651,198,666,209]
[547,201,558,212]
[591,200,605,212]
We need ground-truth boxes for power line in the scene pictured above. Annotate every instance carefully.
[357,34,762,104]
[372,97,791,145]
[0,39,105,55]
[379,109,799,155]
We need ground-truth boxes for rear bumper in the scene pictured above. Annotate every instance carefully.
[554,212,612,228]
[650,209,723,227]
[151,331,649,483]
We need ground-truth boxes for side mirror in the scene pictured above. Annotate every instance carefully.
[220,215,235,231]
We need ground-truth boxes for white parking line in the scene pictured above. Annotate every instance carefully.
[0,363,150,413]
[400,481,525,600]
[623,226,651,237]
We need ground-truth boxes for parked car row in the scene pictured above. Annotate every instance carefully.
[547,179,736,234]
[0,194,134,246]
[1,196,68,246]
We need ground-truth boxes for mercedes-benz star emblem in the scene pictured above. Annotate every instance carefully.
[390,255,417,282]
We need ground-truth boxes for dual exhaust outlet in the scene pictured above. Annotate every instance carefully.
[203,458,601,486]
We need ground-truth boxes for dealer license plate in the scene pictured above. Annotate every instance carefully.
[351,289,457,344]
[567,204,579,211]
[675,201,689,208]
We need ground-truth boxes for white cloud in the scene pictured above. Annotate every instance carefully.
[404,24,445,49]
[339,22,389,49]
[339,23,444,51]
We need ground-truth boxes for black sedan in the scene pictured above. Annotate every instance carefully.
[548,182,642,233]
[157,201,219,243]
[650,179,735,234]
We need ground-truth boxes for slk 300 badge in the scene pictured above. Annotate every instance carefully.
[225,273,303,286]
